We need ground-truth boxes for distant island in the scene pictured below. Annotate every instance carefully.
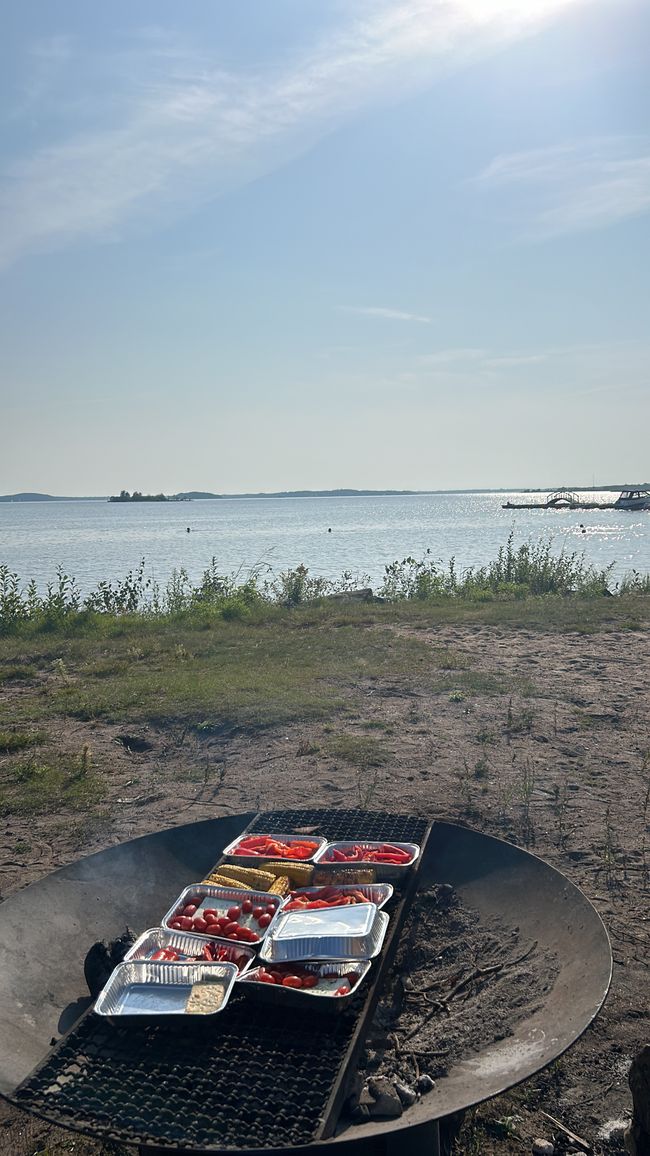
[109,490,173,503]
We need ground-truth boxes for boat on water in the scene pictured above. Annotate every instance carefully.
[613,489,650,511]
[502,487,650,512]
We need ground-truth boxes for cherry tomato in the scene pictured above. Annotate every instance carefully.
[178,916,193,931]
[203,908,218,920]
[241,898,253,914]
[282,976,303,988]
[265,903,277,915]
[193,917,208,932]
[257,912,272,929]
[169,920,183,930]
[335,985,349,996]
[227,905,241,921]
[252,906,264,919]
[223,921,239,936]
[183,904,197,917]
[301,974,318,988]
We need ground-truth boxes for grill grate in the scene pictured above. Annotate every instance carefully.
[15,809,428,1151]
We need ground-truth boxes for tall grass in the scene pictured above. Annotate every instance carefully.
[379,534,619,601]
[1,536,648,635]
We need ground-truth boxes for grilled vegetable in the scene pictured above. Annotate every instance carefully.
[267,875,291,897]
[259,860,314,886]
[212,865,277,891]
[202,872,254,890]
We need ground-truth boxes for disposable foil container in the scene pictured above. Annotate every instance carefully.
[221,832,327,865]
[124,928,255,975]
[313,841,420,882]
[161,883,282,944]
[94,960,238,1017]
[259,903,389,963]
[239,960,372,1014]
[283,883,393,911]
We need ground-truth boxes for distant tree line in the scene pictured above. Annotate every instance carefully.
[108,490,168,503]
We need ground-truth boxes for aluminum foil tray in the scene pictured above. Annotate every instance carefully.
[124,928,256,975]
[94,960,238,1017]
[283,883,393,911]
[313,840,420,881]
[239,960,372,1014]
[259,904,389,963]
[221,831,327,865]
[161,883,282,945]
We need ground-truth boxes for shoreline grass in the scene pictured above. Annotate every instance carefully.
[1,535,649,639]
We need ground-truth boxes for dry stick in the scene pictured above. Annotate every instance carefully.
[399,942,538,1043]
[539,1110,592,1153]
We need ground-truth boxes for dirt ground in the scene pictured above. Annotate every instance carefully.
[1,619,648,1155]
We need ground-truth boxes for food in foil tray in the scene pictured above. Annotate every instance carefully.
[225,833,323,861]
[186,980,228,1014]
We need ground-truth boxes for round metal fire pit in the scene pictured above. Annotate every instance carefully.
[0,812,611,1153]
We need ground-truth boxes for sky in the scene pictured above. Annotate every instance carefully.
[1,0,649,495]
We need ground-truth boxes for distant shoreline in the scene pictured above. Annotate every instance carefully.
[1,484,648,503]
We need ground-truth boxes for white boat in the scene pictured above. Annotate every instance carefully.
[613,489,650,510]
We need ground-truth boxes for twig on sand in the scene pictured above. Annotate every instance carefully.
[398,941,538,1043]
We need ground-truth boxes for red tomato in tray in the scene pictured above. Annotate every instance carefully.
[227,906,242,921]
[256,913,272,929]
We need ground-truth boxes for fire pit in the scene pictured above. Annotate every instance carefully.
[0,809,611,1154]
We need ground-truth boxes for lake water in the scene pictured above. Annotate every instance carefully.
[1,493,649,595]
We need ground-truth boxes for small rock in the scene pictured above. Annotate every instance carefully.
[366,1076,403,1119]
[531,1141,554,1156]
[394,1081,417,1108]
[367,1076,395,1099]
[367,1093,403,1120]
[416,1074,436,1094]
[349,1104,370,1124]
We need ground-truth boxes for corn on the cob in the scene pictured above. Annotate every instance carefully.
[259,860,314,886]
[213,864,277,891]
[202,872,254,890]
[267,875,291,897]
[312,867,375,885]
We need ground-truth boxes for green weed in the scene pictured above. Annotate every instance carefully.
[0,728,46,754]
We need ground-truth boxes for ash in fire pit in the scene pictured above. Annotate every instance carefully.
[348,884,560,1122]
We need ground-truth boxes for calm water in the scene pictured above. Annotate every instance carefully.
[1,493,649,595]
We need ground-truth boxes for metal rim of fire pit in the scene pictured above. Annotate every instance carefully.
[0,811,612,1152]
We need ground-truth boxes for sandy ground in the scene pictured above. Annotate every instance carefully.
[1,619,648,1154]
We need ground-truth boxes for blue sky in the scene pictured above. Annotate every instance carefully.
[1,0,649,494]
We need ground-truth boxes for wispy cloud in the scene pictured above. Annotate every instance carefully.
[342,306,431,323]
[0,0,584,268]
[414,340,650,396]
[474,138,650,237]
